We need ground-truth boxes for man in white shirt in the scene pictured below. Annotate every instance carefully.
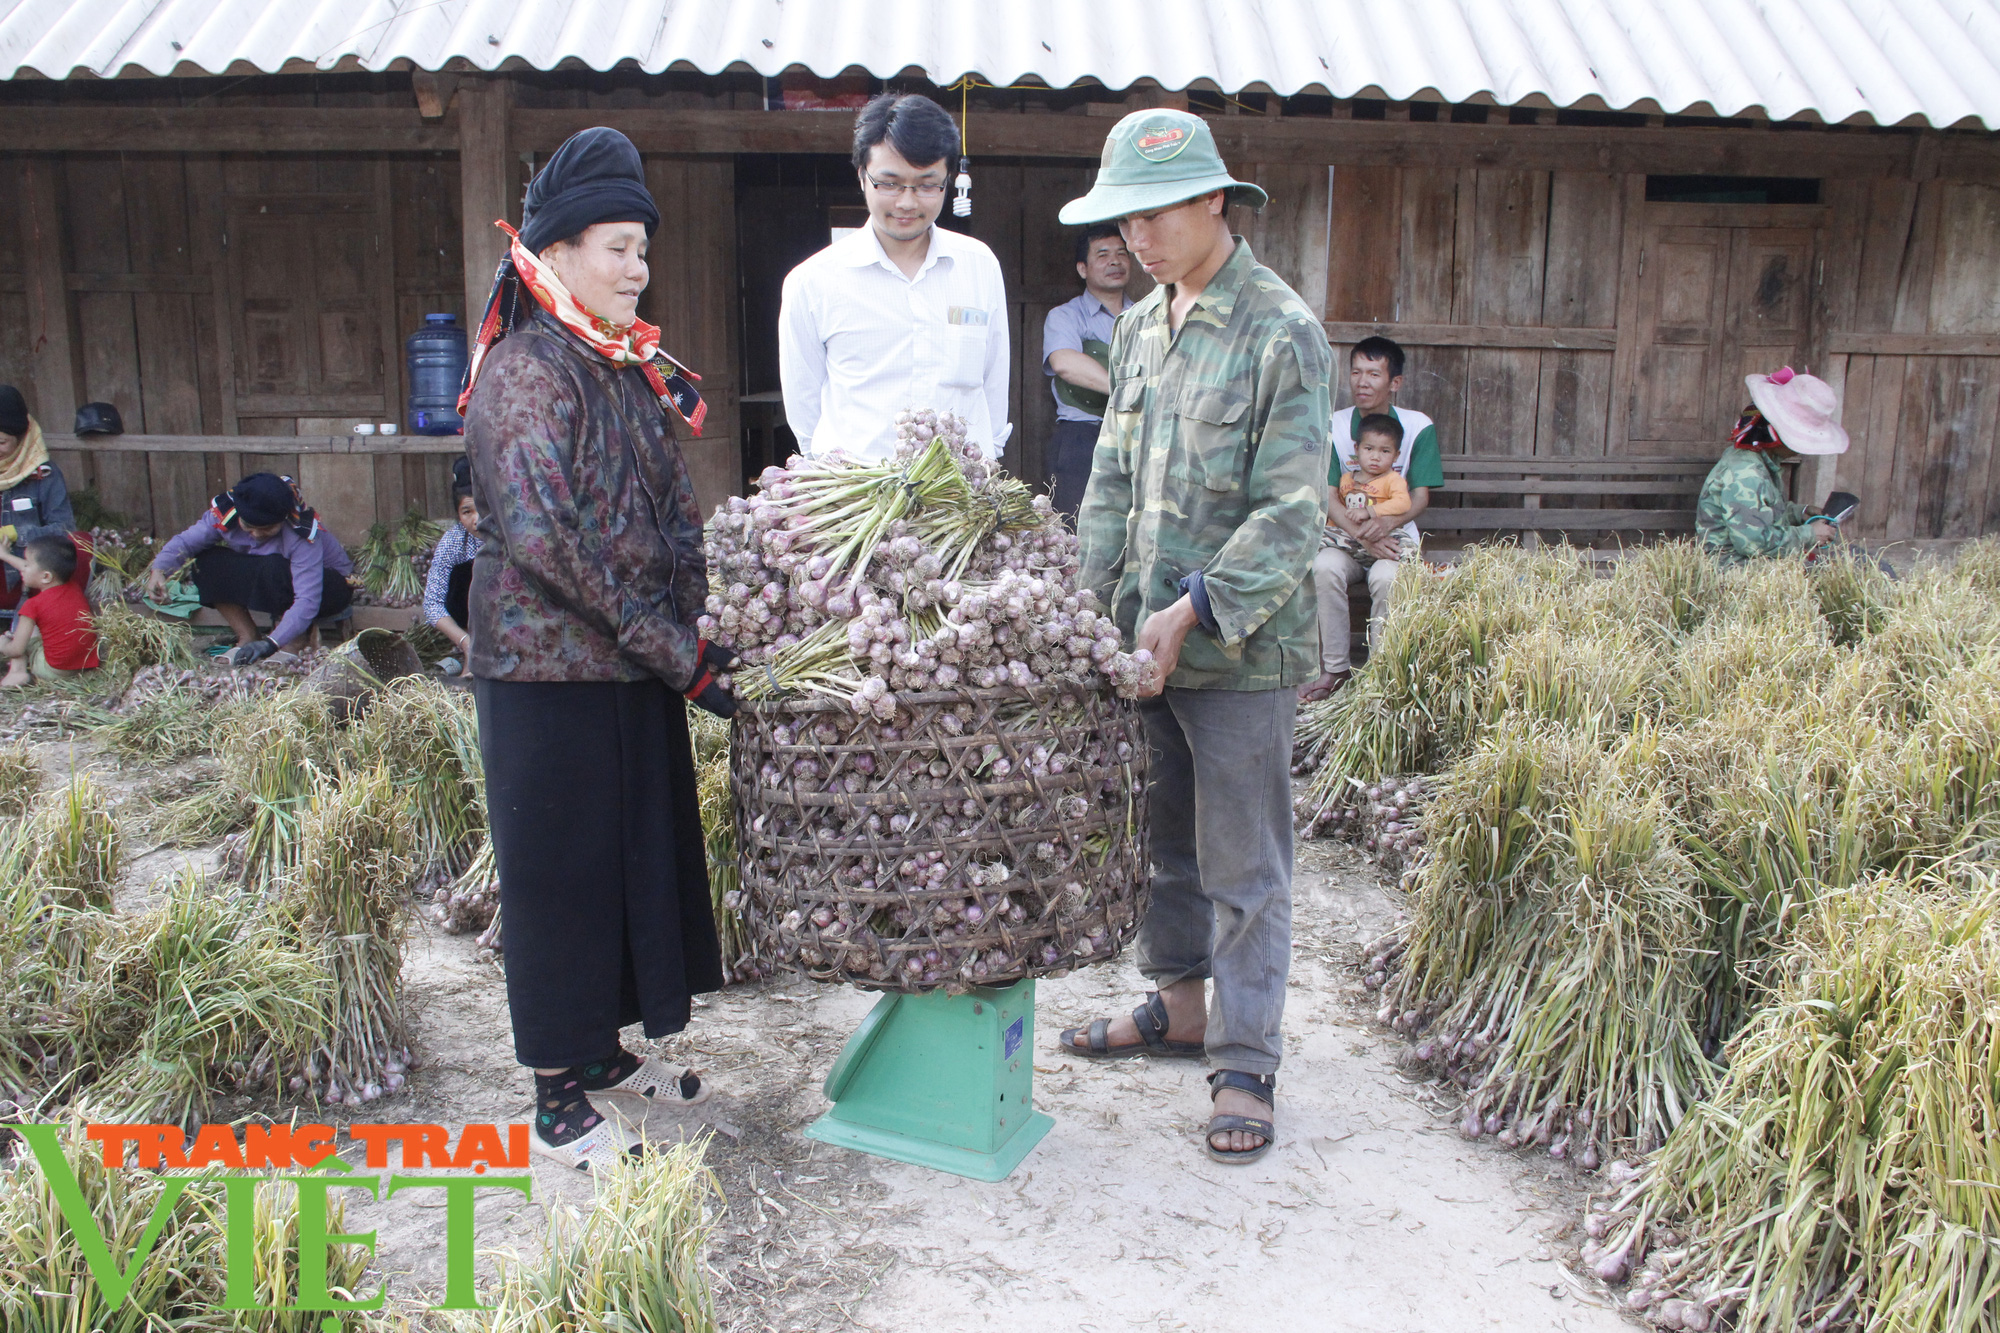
[779,94,1010,462]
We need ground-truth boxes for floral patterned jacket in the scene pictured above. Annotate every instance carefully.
[463,308,710,686]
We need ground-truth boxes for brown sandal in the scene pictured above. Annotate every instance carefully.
[1057,992,1206,1060]
[1205,1070,1276,1164]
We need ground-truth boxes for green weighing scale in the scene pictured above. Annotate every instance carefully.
[806,978,1052,1181]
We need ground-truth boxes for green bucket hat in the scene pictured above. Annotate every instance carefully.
[1058,108,1267,226]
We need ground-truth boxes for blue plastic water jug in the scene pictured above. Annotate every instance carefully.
[407,314,468,435]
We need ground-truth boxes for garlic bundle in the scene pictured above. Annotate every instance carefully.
[701,411,1155,705]
[1299,773,1430,868]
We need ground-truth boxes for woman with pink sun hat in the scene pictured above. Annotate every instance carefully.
[1696,366,1852,566]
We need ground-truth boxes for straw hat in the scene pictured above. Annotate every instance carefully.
[1745,367,1849,455]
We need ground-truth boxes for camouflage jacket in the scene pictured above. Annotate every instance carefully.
[463,309,710,685]
[1076,239,1332,691]
[1696,448,1813,565]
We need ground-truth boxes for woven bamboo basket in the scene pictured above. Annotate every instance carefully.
[732,681,1149,992]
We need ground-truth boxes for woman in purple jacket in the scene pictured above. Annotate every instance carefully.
[146,472,352,667]
[460,127,733,1172]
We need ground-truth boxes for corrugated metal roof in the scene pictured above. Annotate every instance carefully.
[1,0,1996,129]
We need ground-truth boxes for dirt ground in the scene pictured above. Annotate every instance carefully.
[19,716,1634,1333]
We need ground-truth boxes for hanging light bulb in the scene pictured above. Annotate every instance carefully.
[952,155,972,217]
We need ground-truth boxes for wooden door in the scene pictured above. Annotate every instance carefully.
[1724,227,1816,399]
[1627,225,1732,445]
[226,194,391,421]
[1617,204,1825,454]
[970,161,1098,491]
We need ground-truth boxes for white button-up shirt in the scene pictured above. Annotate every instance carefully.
[778,223,1010,462]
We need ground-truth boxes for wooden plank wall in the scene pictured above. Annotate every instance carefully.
[642,156,742,515]
[2,69,1997,544]
[0,148,465,543]
[1316,167,1626,464]
[1822,180,2000,540]
[0,75,481,544]
[1283,163,2000,541]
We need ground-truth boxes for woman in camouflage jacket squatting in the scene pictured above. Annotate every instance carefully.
[1696,367,1850,565]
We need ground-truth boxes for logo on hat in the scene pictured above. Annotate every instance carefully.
[1133,119,1192,162]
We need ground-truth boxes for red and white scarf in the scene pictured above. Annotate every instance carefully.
[459,221,705,435]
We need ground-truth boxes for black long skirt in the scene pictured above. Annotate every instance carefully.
[474,676,723,1068]
[443,559,472,626]
[190,548,353,621]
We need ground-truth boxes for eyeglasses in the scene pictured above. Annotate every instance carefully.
[865,174,947,199]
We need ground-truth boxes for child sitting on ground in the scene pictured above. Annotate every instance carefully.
[422,458,482,677]
[0,533,98,688]
[1324,414,1422,564]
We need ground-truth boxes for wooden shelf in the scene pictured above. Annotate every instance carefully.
[45,433,466,455]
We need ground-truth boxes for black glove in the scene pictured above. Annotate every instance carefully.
[684,639,739,719]
[226,637,280,668]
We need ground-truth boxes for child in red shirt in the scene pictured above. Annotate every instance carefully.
[1,533,98,687]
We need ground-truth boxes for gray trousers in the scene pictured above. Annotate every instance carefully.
[1314,544,1399,673]
[1136,686,1297,1075]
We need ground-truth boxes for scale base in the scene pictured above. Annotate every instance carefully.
[807,980,1051,1182]
[805,1107,1052,1182]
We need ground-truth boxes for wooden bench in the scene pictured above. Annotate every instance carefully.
[1421,455,1735,539]
[1339,452,1790,652]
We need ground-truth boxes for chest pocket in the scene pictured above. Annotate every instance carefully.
[1108,363,1147,414]
[1174,383,1251,493]
[940,322,987,389]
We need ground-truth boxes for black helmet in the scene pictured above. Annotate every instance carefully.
[74,402,124,436]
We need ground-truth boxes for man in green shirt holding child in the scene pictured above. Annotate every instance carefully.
[1303,336,1444,700]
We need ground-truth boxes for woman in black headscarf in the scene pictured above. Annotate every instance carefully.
[460,127,732,1172]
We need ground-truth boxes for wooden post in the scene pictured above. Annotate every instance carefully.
[184,154,241,497]
[1605,175,1651,456]
[458,77,513,330]
[374,157,404,435]
[18,156,77,429]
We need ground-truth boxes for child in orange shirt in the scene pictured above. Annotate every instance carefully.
[1325,415,1421,563]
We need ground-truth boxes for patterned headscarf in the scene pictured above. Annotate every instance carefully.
[1730,405,1787,452]
[0,417,49,492]
[458,222,706,438]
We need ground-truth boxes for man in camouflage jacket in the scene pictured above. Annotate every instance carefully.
[1055,110,1332,1165]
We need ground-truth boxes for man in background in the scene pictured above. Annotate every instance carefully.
[1042,225,1130,519]
[779,93,1010,462]
[1304,336,1443,700]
